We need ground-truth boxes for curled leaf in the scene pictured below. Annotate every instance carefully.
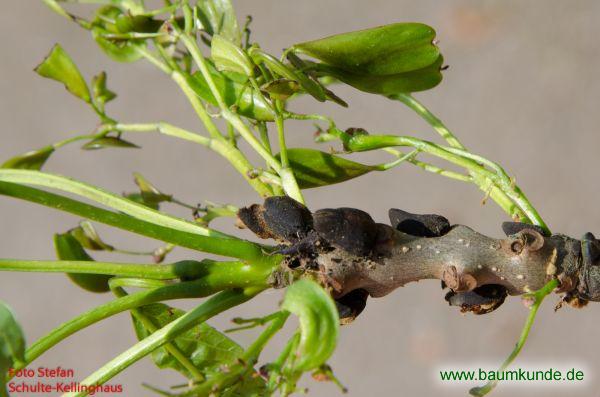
[1,146,55,170]
[54,233,111,293]
[286,51,347,106]
[318,55,444,95]
[35,44,90,102]
[278,148,377,189]
[292,23,444,95]
[292,23,439,76]
[81,136,139,150]
[250,49,327,102]
[92,71,116,106]
[133,172,172,207]
[211,34,254,77]
[91,6,146,63]
[196,203,238,226]
[281,279,339,371]
[70,221,114,251]
[115,13,161,34]
[123,192,160,210]
[262,79,301,101]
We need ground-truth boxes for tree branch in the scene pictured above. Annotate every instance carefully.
[237,197,599,317]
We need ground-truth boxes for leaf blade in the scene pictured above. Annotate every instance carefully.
[188,67,275,121]
[211,34,254,77]
[1,146,55,170]
[280,148,377,189]
[132,303,244,377]
[196,0,242,45]
[35,44,91,102]
[0,301,26,397]
[54,232,112,293]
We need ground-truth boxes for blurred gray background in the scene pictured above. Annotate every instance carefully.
[1,1,600,396]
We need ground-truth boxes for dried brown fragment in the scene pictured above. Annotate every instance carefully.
[442,265,477,292]
[502,221,549,237]
[564,293,589,309]
[445,284,508,315]
[237,203,271,239]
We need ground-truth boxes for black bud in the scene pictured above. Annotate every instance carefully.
[335,288,369,324]
[388,208,450,237]
[577,233,600,301]
[237,196,313,242]
[262,196,313,242]
[314,208,378,256]
[501,222,549,237]
[237,204,271,239]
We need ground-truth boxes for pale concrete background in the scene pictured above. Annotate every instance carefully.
[1,1,600,396]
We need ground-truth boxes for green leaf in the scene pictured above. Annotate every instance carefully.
[132,303,243,377]
[316,54,444,95]
[280,279,339,372]
[69,221,114,251]
[133,172,172,206]
[196,0,242,46]
[115,13,161,34]
[82,136,140,150]
[0,301,26,397]
[91,6,146,63]
[35,44,91,102]
[285,51,343,105]
[250,49,327,102]
[92,28,146,62]
[262,79,301,101]
[54,232,112,293]
[92,71,117,105]
[1,146,55,170]
[278,148,377,189]
[124,192,160,210]
[196,203,238,226]
[42,0,71,20]
[188,66,275,121]
[211,34,254,77]
[292,23,440,76]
